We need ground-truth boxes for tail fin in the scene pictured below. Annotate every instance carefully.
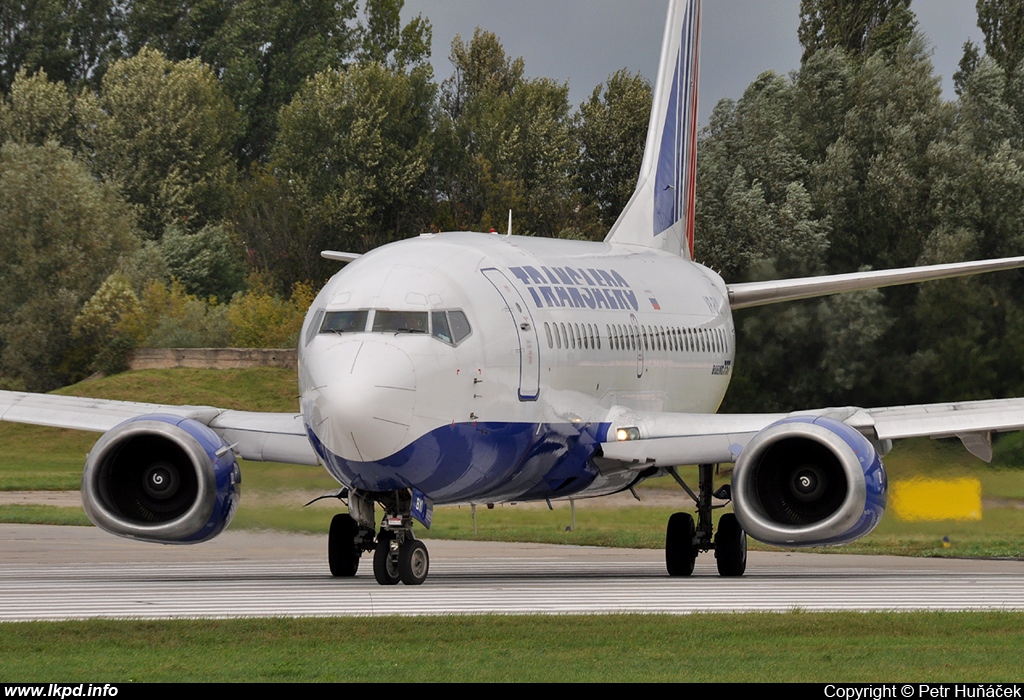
[605,0,701,259]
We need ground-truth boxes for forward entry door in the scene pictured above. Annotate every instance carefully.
[481,268,540,401]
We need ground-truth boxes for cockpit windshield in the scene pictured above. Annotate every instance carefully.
[372,311,428,334]
[321,310,368,333]
[319,308,471,345]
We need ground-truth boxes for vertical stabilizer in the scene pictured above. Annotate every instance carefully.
[605,0,701,259]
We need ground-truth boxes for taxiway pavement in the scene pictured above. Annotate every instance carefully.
[2,524,1022,620]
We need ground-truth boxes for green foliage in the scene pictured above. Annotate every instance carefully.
[228,280,315,348]
[435,30,575,236]
[0,69,73,146]
[977,0,1024,78]
[0,0,122,93]
[573,70,651,234]
[72,273,143,375]
[129,280,231,348]
[76,47,239,238]
[119,0,360,164]
[273,62,435,260]
[233,165,327,293]
[160,224,247,301]
[358,0,432,72]
[0,141,139,390]
[798,0,917,62]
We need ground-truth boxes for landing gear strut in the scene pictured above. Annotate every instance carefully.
[665,463,747,577]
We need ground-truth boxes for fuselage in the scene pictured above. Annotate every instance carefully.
[298,231,734,505]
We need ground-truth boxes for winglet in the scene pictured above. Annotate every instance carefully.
[605,0,701,260]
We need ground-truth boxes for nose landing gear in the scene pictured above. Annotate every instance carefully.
[327,488,431,585]
[371,529,429,586]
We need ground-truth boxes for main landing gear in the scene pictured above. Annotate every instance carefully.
[327,488,430,586]
[664,463,747,577]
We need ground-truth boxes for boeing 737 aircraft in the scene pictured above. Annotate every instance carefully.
[5,0,1024,585]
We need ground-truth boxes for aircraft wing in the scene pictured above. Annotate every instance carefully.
[727,255,1024,310]
[0,390,318,465]
[600,397,1024,467]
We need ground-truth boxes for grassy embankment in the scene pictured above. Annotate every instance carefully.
[2,368,1024,558]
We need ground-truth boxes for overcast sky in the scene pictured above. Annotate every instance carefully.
[402,0,986,124]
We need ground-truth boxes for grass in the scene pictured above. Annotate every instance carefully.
[2,612,1024,682]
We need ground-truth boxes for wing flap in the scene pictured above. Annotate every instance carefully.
[863,398,1024,441]
[599,398,1024,468]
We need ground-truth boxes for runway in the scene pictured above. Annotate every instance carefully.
[2,524,1023,621]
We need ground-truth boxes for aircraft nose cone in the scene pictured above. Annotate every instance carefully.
[311,340,417,462]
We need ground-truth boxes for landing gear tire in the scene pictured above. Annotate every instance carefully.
[328,513,360,577]
[373,531,400,585]
[666,512,697,576]
[715,513,747,577]
[398,539,429,585]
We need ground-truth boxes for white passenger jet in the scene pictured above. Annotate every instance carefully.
[5,0,1024,585]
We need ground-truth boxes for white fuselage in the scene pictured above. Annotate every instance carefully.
[298,231,734,505]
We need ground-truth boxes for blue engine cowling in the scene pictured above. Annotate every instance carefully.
[731,416,886,547]
[81,414,241,544]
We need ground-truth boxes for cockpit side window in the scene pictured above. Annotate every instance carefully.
[449,310,471,343]
[306,308,325,345]
[431,311,452,343]
[321,310,368,334]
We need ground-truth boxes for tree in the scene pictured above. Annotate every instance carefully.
[122,0,360,164]
[0,69,73,147]
[977,0,1024,77]
[574,70,652,233]
[76,48,240,238]
[975,0,1024,127]
[0,141,139,390]
[435,30,575,236]
[161,224,248,301]
[0,0,122,93]
[798,0,917,62]
[272,62,434,271]
[357,0,431,72]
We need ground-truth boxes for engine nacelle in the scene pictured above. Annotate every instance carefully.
[732,416,886,547]
[81,414,241,544]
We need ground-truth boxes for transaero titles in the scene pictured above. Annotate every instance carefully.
[507,265,640,311]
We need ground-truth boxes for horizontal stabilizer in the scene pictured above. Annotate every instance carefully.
[321,250,361,262]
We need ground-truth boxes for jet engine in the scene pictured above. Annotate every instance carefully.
[731,416,886,547]
[81,414,240,544]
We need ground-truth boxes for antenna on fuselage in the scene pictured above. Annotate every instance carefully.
[507,209,513,236]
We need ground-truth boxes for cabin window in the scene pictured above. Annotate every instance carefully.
[544,322,553,349]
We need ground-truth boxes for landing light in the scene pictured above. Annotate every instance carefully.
[616,427,640,442]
